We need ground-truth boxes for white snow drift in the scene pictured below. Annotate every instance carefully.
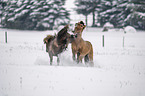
[0,28,145,96]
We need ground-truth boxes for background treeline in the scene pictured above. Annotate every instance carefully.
[0,0,69,30]
[0,0,145,30]
[75,0,145,30]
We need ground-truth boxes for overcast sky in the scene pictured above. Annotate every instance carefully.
[65,0,75,10]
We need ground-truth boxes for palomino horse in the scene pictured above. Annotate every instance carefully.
[44,25,76,65]
[71,21,93,66]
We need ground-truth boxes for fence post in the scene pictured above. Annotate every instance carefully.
[102,35,104,47]
[5,31,7,43]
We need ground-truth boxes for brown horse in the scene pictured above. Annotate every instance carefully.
[44,25,76,65]
[71,21,93,66]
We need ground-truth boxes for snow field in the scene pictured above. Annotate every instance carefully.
[0,28,145,96]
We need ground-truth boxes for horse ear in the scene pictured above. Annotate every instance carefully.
[43,40,47,44]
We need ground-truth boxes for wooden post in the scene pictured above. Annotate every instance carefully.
[123,36,125,47]
[102,35,104,47]
[5,31,7,43]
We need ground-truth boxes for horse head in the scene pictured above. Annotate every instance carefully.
[73,21,86,35]
[43,35,55,52]
[57,25,77,45]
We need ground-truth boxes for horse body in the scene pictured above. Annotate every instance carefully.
[71,21,93,66]
[44,25,75,65]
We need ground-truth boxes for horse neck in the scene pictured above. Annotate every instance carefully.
[74,32,83,42]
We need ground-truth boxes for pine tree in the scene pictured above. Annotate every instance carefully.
[31,0,52,30]
[98,0,118,27]
[115,0,132,27]
[0,0,7,26]
[0,0,12,27]
[74,0,91,26]
[31,0,70,30]
[48,0,70,29]
[75,0,100,26]
[0,0,70,30]
[98,0,145,30]
[6,0,35,30]
[125,0,145,30]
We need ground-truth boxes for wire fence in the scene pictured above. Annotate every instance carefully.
[1,30,145,49]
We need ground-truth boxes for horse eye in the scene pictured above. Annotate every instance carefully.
[81,24,83,27]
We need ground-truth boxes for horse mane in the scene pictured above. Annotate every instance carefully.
[80,21,84,25]
[57,25,69,45]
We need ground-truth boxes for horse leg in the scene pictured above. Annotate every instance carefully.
[84,54,89,63]
[73,53,76,61]
[78,55,84,63]
[57,56,60,66]
[88,50,94,67]
[72,50,76,61]
[49,54,53,65]
[77,52,80,63]
[45,44,48,52]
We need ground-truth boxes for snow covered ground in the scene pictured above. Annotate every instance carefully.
[0,28,145,96]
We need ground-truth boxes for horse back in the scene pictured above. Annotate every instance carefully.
[85,41,92,49]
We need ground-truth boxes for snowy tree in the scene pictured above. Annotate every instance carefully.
[115,0,132,27]
[31,0,70,30]
[0,0,8,27]
[30,0,53,30]
[0,0,70,30]
[4,0,35,30]
[125,0,145,30]
[98,0,119,27]
[74,0,92,26]
[75,0,100,26]
[98,0,145,30]
[48,0,70,29]
[91,0,101,27]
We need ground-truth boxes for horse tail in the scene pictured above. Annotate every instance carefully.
[83,41,93,65]
[84,55,89,63]
[89,44,93,61]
